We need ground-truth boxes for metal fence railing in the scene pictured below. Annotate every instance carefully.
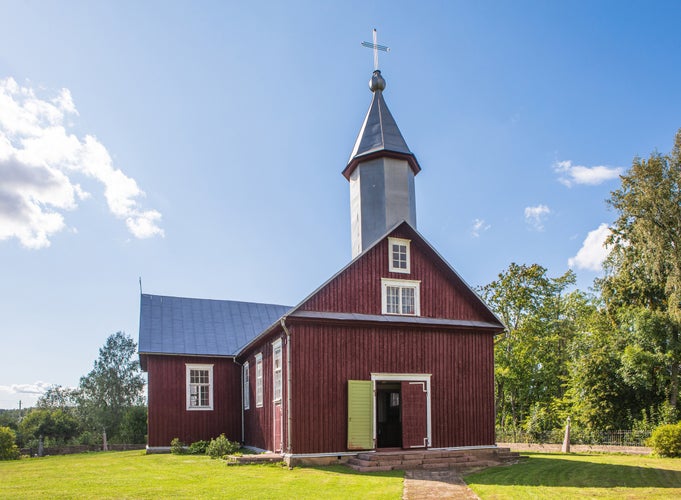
[496,429,651,447]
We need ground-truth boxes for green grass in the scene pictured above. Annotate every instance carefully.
[0,450,403,499]
[5,450,681,499]
[466,452,681,499]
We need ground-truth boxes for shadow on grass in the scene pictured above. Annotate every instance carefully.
[467,457,681,489]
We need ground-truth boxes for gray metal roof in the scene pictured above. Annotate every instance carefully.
[291,310,503,331]
[138,294,291,357]
[346,70,420,175]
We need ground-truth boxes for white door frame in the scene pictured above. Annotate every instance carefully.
[370,373,432,448]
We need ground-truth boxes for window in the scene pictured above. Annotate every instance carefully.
[381,278,421,316]
[272,339,282,403]
[255,353,263,408]
[388,237,411,274]
[186,364,213,410]
[243,361,250,410]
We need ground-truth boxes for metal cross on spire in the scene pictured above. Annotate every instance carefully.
[361,28,390,71]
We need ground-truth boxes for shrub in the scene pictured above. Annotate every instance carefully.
[649,423,681,457]
[206,434,239,459]
[187,440,209,455]
[170,437,186,455]
[0,426,20,460]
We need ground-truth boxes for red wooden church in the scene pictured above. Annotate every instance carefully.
[139,69,505,462]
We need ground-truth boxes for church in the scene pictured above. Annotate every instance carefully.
[138,67,505,463]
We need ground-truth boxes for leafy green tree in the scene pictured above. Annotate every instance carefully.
[118,406,147,444]
[77,332,145,440]
[600,128,681,411]
[0,410,21,431]
[560,307,642,433]
[480,263,579,432]
[19,409,80,445]
[36,385,78,409]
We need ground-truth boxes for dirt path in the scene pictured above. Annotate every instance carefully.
[402,470,479,499]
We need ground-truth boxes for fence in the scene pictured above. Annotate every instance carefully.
[20,443,146,457]
[496,429,651,447]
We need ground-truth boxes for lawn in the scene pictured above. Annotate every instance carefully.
[4,450,681,499]
[0,450,403,499]
[466,452,681,499]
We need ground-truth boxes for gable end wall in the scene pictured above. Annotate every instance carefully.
[299,227,496,322]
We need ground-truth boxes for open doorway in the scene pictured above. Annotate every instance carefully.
[376,382,401,448]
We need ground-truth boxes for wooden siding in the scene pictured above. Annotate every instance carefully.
[241,333,288,452]
[298,226,497,323]
[289,323,495,454]
[146,355,241,447]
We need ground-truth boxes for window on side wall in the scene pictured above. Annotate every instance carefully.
[272,339,282,403]
[186,364,214,411]
[381,278,421,316]
[243,361,250,410]
[255,353,263,408]
[388,237,411,274]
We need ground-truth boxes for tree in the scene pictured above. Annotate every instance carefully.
[36,385,78,410]
[479,263,579,432]
[77,332,145,441]
[118,406,147,444]
[19,409,80,445]
[600,128,681,410]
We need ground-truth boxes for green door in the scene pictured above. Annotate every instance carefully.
[347,380,374,450]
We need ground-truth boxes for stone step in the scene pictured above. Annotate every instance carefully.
[345,448,522,472]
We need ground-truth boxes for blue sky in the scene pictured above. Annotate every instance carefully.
[2,1,681,408]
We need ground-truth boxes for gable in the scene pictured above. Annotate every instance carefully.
[138,294,291,358]
[295,222,503,328]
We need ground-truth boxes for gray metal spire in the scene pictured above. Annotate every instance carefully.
[345,70,421,258]
[343,70,421,180]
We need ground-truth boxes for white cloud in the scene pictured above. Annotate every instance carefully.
[0,77,164,249]
[568,223,611,271]
[524,204,551,231]
[471,218,491,237]
[554,160,623,187]
[0,381,52,395]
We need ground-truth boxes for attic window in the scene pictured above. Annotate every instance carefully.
[186,364,213,411]
[381,278,421,316]
[389,238,411,274]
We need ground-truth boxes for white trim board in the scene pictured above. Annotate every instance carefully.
[371,373,432,448]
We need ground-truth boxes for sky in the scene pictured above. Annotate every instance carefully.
[1,1,681,409]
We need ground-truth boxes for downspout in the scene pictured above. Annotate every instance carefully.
[234,358,244,444]
[280,317,292,454]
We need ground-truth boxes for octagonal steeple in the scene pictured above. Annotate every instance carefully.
[344,70,421,258]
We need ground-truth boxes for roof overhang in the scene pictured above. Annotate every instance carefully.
[342,150,422,180]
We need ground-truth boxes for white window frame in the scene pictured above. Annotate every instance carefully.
[272,339,283,403]
[243,361,250,410]
[381,278,421,316]
[388,237,411,274]
[255,353,263,408]
[186,364,214,411]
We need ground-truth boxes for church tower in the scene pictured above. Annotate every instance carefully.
[343,70,421,258]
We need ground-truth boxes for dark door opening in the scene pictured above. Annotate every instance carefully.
[376,382,401,448]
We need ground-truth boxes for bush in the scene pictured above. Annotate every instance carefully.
[0,426,20,460]
[648,423,681,457]
[187,440,209,455]
[170,437,186,455]
[206,434,239,459]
